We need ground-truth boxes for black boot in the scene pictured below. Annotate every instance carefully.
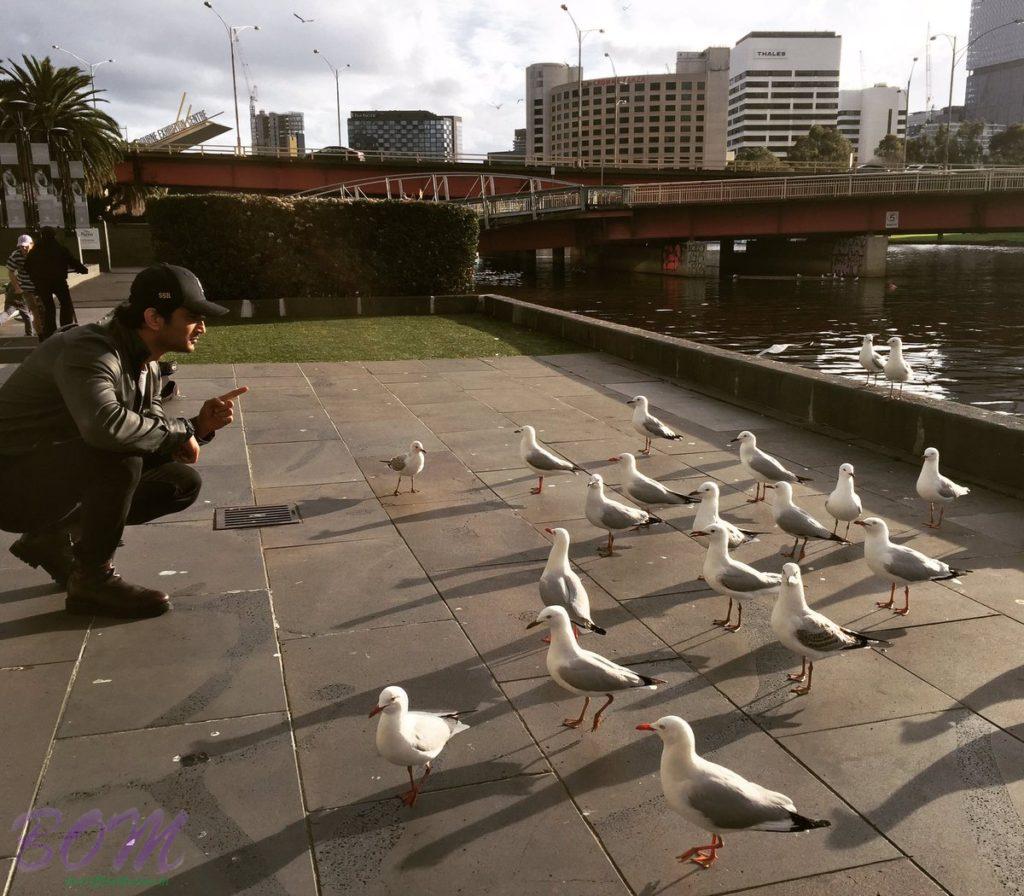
[66,562,172,618]
[9,530,75,586]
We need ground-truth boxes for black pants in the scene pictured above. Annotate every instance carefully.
[0,440,202,566]
[37,280,77,340]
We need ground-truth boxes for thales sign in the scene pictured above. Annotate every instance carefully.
[757,50,787,57]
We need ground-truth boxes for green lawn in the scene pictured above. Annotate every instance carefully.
[179,314,579,363]
[891,232,1024,245]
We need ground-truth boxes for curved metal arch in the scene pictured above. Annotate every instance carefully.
[295,172,584,202]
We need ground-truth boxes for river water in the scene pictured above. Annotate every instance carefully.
[479,244,1024,409]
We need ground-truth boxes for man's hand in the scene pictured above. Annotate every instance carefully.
[193,386,249,439]
[174,436,201,464]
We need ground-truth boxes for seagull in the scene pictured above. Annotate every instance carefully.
[626,395,684,455]
[916,447,970,529]
[854,517,972,615]
[585,473,662,557]
[515,424,584,494]
[539,527,606,636]
[292,12,315,22]
[883,336,912,399]
[825,463,862,538]
[859,334,885,384]
[369,685,472,806]
[489,102,504,109]
[771,481,848,562]
[690,523,782,631]
[687,481,763,549]
[636,716,830,869]
[528,605,664,731]
[610,453,697,509]
[381,441,426,495]
[729,430,811,503]
[770,563,890,695]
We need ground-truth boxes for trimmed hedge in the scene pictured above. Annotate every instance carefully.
[147,193,479,301]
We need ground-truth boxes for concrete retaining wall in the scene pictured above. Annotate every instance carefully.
[480,293,1024,499]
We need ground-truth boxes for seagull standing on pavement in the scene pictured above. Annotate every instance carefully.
[528,606,664,731]
[916,447,970,529]
[883,336,912,398]
[539,527,606,636]
[610,453,696,509]
[771,481,848,561]
[636,716,830,869]
[688,481,763,548]
[770,563,889,695]
[855,517,971,615]
[825,463,862,538]
[585,473,662,557]
[515,425,583,494]
[627,395,684,455]
[690,523,782,631]
[859,334,885,384]
[369,685,472,807]
[381,441,426,495]
[730,431,812,503]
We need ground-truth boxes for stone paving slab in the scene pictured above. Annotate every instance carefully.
[309,774,627,896]
[4,349,1024,896]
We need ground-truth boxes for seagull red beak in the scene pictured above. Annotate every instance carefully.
[608,456,621,462]
[636,723,655,731]
[852,520,866,527]
[690,530,708,537]
[544,527,554,535]
[368,705,383,718]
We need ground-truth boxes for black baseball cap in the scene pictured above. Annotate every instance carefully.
[128,264,228,317]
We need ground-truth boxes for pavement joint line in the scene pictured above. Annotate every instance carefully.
[50,708,292,742]
[245,364,325,896]
[2,624,93,896]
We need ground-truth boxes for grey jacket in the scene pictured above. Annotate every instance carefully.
[0,317,193,456]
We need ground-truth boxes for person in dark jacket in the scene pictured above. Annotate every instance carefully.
[23,226,88,340]
[0,264,248,619]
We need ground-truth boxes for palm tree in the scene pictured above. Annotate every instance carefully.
[0,55,123,195]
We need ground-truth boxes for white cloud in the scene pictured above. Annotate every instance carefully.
[17,0,971,153]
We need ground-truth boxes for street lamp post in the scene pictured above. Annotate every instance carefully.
[203,1,259,153]
[50,45,114,109]
[603,51,617,79]
[901,56,918,169]
[314,50,350,147]
[931,19,1023,169]
[560,4,603,167]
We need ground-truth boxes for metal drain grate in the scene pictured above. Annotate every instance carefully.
[215,504,302,530]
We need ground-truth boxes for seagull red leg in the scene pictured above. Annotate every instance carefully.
[410,475,417,494]
[877,583,896,610]
[893,585,911,616]
[393,476,402,497]
[591,693,615,731]
[724,603,743,632]
[531,475,544,495]
[791,661,814,696]
[713,597,733,628]
[787,656,808,682]
[563,696,590,729]
[399,766,418,806]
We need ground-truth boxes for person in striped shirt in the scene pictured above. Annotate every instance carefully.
[3,234,39,337]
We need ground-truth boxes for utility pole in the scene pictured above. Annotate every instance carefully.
[902,56,918,169]
[560,4,603,167]
[314,50,350,146]
[204,2,259,153]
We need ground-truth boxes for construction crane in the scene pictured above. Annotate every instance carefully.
[238,47,258,148]
[925,22,934,115]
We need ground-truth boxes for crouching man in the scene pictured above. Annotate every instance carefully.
[0,264,247,618]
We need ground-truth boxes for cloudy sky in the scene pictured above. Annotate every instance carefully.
[7,0,973,153]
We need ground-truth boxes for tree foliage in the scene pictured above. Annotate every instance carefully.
[905,121,985,165]
[734,146,782,169]
[872,134,904,166]
[787,125,853,164]
[989,124,1024,165]
[0,55,123,194]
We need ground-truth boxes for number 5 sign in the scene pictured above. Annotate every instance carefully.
[884,210,900,229]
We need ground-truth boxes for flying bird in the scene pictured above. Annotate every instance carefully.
[529,605,663,731]
[730,430,812,503]
[916,446,970,529]
[369,685,472,806]
[293,12,315,23]
[855,517,971,615]
[489,102,504,109]
[627,395,684,455]
[770,563,889,695]
[516,424,584,494]
[637,716,830,869]
[381,441,427,495]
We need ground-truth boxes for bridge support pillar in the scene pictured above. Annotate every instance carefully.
[730,235,888,278]
[589,240,709,278]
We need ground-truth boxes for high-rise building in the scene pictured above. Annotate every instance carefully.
[251,109,305,156]
[525,47,730,169]
[486,128,527,162]
[838,85,906,161]
[346,111,462,159]
[965,0,1024,124]
[727,31,842,157]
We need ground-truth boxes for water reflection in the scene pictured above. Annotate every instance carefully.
[483,244,1024,407]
